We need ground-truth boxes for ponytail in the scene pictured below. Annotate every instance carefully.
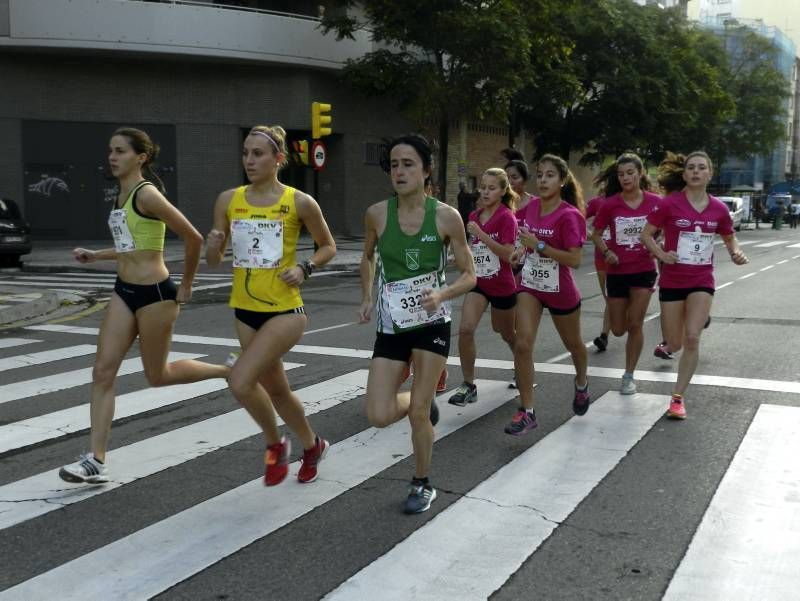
[657,151,687,195]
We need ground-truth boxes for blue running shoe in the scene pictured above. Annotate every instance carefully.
[404,480,437,514]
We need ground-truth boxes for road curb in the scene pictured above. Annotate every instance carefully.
[0,288,62,326]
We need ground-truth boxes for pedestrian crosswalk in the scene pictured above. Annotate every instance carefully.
[0,272,235,297]
[0,330,799,600]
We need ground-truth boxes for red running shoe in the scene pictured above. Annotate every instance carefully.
[264,436,290,486]
[436,367,449,393]
[298,436,330,483]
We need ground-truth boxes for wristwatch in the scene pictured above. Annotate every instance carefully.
[299,259,316,280]
[536,241,547,253]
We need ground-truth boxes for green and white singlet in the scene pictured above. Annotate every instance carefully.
[376,196,450,334]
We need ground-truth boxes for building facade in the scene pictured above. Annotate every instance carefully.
[0,0,425,238]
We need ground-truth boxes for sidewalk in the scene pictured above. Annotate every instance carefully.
[0,234,365,327]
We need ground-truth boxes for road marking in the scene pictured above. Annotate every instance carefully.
[776,259,789,265]
[738,273,756,280]
[786,243,800,249]
[663,404,800,601]
[0,282,91,293]
[0,352,203,405]
[189,270,349,292]
[0,379,518,600]
[190,281,236,292]
[305,321,357,335]
[0,344,97,372]
[759,265,775,271]
[27,326,800,394]
[753,240,787,247]
[736,240,757,246]
[10,276,117,286]
[325,391,666,601]
[0,364,302,454]
[716,281,733,290]
[0,338,41,349]
[0,370,368,530]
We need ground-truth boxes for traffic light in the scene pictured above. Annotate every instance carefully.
[311,102,332,139]
[292,140,309,166]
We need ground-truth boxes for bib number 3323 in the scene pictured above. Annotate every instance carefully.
[386,271,449,329]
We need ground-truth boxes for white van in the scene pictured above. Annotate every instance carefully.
[717,196,743,231]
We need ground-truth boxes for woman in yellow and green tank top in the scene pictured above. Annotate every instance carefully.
[59,127,231,486]
[205,125,337,487]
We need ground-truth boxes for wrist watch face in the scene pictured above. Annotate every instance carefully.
[536,241,546,251]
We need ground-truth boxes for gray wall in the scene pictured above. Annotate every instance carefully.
[0,51,411,237]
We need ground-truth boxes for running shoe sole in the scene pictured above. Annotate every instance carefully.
[58,468,108,484]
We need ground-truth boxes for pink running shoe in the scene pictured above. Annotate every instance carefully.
[654,342,674,360]
[667,397,687,419]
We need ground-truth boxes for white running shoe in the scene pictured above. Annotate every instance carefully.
[59,453,108,484]
[225,352,240,368]
[620,375,637,395]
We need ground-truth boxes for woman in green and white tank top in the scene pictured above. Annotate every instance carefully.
[358,134,476,515]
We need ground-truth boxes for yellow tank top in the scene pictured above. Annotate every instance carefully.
[227,185,304,312]
[108,181,165,252]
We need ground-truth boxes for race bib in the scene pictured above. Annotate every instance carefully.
[521,251,559,293]
[614,216,646,247]
[231,219,284,269]
[108,209,136,253]
[677,228,714,265]
[386,271,449,329]
[471,241,500,278]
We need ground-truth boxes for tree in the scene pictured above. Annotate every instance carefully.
[320,0,534,200]
[706,23,791,182]
[513,0,734,166]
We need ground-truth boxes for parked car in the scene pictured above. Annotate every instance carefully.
[718,196,743,231]
[0,197,33,266]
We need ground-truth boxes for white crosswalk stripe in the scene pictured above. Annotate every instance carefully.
[1,331,799,600]
[0,271,233,296]
[0,351,203,405]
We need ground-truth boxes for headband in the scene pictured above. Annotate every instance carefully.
[250,130,280,153]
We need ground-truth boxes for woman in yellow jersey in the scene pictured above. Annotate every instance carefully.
[59,127,230,485]
[206,125,336,487]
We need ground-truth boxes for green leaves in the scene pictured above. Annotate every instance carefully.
[321,0,790,180]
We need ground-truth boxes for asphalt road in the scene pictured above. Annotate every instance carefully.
[1,226,799,600]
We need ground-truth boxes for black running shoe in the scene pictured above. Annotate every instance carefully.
[593,333,608,352]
